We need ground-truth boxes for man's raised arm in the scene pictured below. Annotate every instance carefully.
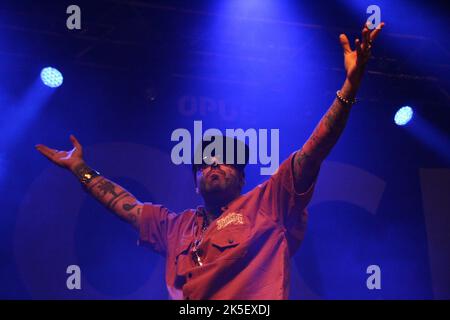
[35,135,142,229]
[294,22,385,193]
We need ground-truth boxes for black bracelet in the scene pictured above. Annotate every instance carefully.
[73,163,100,185]
[336,90,357,106]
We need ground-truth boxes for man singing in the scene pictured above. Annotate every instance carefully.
[36,22,384,299]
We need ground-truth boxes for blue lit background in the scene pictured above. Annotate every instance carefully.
[0,0,449,299]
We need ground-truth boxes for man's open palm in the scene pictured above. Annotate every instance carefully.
[35,135,84,171]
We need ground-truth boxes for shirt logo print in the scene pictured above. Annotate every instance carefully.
[216,212,244,231]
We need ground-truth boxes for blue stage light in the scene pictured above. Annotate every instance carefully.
[394,106,413,126]
[40,67,63,88]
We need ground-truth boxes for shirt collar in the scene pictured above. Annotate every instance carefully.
[195,205,228,216]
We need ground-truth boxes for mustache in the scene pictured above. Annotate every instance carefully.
[206,167,226,178]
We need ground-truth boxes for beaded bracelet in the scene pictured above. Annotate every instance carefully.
[336,90,357,106]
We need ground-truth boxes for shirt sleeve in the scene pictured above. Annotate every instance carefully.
[263,151,319,225]
[137,203,178,255]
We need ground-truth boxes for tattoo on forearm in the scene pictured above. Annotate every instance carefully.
[123,203,138,211]
[308,98,351,159]
[87,177,105,192]
[107,190,129,209]
[294,98,352,188]
[324,99,350,132]
[81,173,141,227]
[127,207,141,226]
[97,180,118,196]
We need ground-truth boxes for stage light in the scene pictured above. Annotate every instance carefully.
[394,106,413,126]
[40,67,63,88]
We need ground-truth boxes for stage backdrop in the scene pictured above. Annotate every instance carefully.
[0,0,449,299]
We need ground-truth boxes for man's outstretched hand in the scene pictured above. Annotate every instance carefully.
[339,21,385,85]
[35,135,84,172]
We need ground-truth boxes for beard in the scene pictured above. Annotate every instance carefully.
[204,172,230,191]
[200,171,241,200]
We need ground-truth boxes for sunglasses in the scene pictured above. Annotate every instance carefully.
[194,155,246,172]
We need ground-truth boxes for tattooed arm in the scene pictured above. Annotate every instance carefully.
[294,22,385,193]
[72,163,143,229]
[294,79,355,193]
[36,135,142,229]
